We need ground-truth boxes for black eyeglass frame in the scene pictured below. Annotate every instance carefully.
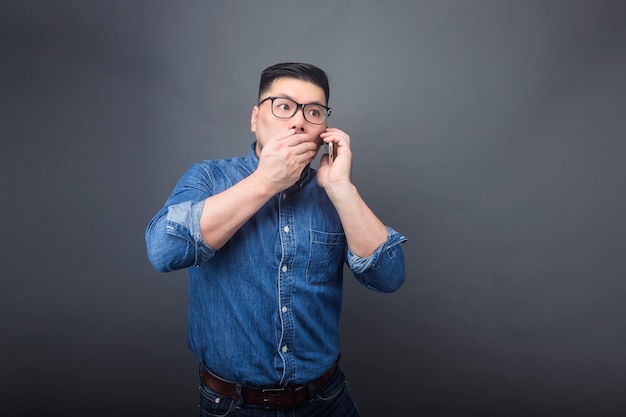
[258,96,332,125]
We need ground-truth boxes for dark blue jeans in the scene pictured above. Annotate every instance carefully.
[198,365,360,417]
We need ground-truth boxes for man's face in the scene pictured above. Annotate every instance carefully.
[251,77,327,156]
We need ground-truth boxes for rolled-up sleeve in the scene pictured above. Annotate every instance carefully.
[145,163,220,272]
[347,226,407,293]
[145,200,216,272]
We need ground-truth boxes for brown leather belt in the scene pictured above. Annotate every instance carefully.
[200,363,337,410]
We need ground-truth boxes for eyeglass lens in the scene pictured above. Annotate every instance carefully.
[271,98,328,124]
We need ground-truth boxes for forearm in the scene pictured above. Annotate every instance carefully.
[199,172,275,249]
[326,183,388,257]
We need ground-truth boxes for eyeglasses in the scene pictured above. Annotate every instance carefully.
[258,96,331,125]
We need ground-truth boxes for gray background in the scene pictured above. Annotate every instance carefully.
[2,1,626,416]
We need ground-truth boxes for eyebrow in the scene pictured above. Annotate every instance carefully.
[274,93,326,106]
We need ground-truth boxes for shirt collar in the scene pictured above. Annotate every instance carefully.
[244,142,260,172]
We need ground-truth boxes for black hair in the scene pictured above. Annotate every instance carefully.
[258,62,330,104]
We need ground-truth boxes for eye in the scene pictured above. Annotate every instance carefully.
[307,105,326,118]
[276,102,292,111]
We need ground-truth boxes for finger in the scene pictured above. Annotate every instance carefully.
[286,132,311,145]
[320,134,349,148]
[321,128,348,140]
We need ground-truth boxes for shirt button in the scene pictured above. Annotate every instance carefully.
[281,306,288,313]
[282,265,287,273]
[282,345,288,353]
[283,226,290,233]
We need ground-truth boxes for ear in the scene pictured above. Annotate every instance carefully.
[250,106,259,133]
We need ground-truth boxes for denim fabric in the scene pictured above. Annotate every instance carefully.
[146,142,407,386]
[198,364,360,417]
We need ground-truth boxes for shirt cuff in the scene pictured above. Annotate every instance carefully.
[346,226,407,273]
[166,200,216,263]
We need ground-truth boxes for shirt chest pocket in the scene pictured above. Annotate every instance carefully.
[306,230,346,285]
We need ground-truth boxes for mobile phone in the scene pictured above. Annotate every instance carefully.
[328,142,335,165]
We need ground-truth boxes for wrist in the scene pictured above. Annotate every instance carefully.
[324,181,357,204]
[247,171,281,198]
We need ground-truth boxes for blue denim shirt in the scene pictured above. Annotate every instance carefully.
[145,142,407,387]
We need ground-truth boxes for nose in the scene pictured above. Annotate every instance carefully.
[290,106,306,132]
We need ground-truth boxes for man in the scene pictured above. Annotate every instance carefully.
[145,62,406,416]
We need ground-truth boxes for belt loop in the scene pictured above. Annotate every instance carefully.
[306,380,316,405]
[234,383,244,410]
